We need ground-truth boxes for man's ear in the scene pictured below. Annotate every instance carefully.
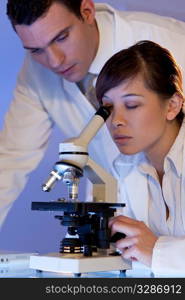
[166,94,183,121]
[80,0,95,24]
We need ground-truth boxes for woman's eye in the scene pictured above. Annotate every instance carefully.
[126,105,138,109]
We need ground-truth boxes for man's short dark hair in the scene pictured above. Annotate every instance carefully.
[7,0,83,28]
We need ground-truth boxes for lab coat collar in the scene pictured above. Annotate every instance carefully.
[165,119,185,178]
[88,4,115,75]
[166,119,185,231]
[62,78,95,116]
[89,3,135,75]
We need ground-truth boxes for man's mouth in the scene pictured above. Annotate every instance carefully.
[57,64,76,75]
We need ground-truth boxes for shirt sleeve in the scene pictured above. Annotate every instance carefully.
[151,235,185,276]
[0,57,53,227]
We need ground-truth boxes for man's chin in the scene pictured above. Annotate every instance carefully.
[59,72,85,83]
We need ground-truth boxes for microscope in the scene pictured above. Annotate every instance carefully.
[29,107,131,276]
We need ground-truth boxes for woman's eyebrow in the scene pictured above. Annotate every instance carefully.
[121,93,144,98]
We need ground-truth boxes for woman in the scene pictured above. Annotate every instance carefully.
[96,40,185,276]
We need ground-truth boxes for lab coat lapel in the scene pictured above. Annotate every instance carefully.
[63,79,95,116]
[62,78,108,134]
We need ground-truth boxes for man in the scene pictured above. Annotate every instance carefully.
[0,0,185,227]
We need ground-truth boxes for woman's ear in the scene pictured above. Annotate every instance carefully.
[166,94,183,121]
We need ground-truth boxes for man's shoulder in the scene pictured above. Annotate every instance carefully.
[95,3,185,35]
[119,10,185,32]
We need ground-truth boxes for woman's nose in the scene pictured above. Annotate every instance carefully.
[111,110,127,127]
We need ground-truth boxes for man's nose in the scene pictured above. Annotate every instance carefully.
[46,45,65,69]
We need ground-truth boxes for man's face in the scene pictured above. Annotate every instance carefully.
[15,0,99,82]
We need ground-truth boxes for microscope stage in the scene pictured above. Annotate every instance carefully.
[29,252,131,274]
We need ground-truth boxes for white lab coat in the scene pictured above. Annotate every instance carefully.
[1,4,185,273]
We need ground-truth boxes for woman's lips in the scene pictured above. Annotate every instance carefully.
[113,135,132,145]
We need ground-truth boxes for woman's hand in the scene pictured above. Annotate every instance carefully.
[109,215,158,267]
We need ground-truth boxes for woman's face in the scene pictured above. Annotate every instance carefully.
[102,74,174,156]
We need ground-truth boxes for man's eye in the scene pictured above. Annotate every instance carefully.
[30,48,43,54]
[57,33,68,42]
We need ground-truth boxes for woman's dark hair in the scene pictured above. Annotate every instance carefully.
[96,40,184,123]
[7,0,83,28]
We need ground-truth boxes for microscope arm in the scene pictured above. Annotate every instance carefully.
[84,157,117,204]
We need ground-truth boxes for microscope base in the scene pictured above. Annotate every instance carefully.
[29,252,131,274]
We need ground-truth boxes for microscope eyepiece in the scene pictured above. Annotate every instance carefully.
[95,106,111,121]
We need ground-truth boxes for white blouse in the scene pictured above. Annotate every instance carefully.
[113,120,185,276]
